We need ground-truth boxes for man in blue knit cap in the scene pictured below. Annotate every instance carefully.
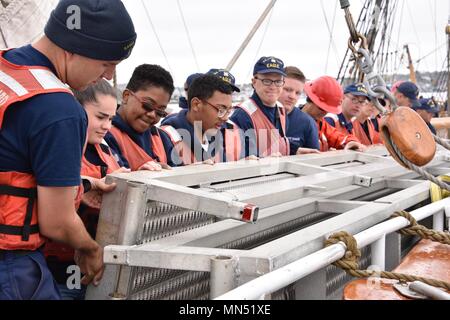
[0,0,136,300]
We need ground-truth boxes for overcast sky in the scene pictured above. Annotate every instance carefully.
[117,0,449,87]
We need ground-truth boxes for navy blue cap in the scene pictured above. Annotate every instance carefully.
[185,73,203,88]
[414,98,439,113]
[344,83,370,99]
[253,56,286,76]
[397,81,420,108]
[45,0,136,61]
[207,68,240,92]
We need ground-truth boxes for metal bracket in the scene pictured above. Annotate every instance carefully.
[353,175,372,187]
[393,282,427,300]
[394,281,450,300]
[147,179,259,222]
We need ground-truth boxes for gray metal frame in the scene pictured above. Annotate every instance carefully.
[85,146,450,300]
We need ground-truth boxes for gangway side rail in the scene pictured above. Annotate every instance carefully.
[214,197,450,300]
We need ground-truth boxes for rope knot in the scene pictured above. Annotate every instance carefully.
[325,231,360,270]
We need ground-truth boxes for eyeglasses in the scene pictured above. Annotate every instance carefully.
[346,95,369,105]
[254,77,285,87]
[128,90,168,118]
[202,100,232,118]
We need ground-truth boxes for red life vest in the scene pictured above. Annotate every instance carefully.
[161,120,242,165]
[0,49,80,250]
[237,99,289,157]
[109,125,167,171]
[352,118,383,146]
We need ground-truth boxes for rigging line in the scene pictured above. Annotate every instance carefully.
[393,0,405,62]
[375,0,398,73]
[321,0,340,73]
[337,0,370,82]
[427,0,438,70]
[405,1,429,72]
[176,0,200,72]
[382,0,399,74]
[141,0,173,74]
[374,1,389,72]
[416,42,446,63]
[329,0,341,68]
[246,6,274,79]
[337,0,366,81]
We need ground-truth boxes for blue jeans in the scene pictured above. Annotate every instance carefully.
[56,283,86,300]
[0,250,61,300]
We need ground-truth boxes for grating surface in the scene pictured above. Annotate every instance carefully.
[128,204,339,299]
[206,173,297,192]
[140,202,216,243]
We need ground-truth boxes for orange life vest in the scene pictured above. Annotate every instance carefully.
[81,143,121,178]
[161,121,242,165]
[0,49,80,250]
[237,99,289,157]
[352,118,383,146]
[317,119,360,152]
[109,125,167,171]
[326,113,353,135]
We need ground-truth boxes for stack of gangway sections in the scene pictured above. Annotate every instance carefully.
[85,146,450,300]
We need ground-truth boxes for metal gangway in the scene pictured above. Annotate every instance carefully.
[86,146,450,300]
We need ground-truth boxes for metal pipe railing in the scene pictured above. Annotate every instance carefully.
[215,197,450,300]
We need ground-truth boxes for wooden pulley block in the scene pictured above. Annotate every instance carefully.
[380,107,436,168]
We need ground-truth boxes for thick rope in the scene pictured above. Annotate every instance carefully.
[391,211,450,245]
[389,136,450,192]
[325,231,450,291]
[434,134,450,151]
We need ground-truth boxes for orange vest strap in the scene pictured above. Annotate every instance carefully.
[151,129,168,164]
[0,185,38,241]
[224,123,242,161]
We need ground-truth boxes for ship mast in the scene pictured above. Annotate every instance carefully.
[226,0,277,71]
[404,44,417,83]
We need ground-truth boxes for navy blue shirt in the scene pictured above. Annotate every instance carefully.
[161,109,240,164]
[0,45,87,187]
[230,92,288,157]
[105,113,178,167]
[324,113,353,134]
[286,107,319,154]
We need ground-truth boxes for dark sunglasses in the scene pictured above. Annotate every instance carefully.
[128,90,168,118]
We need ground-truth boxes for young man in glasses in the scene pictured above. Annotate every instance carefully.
[105,64,178,171]
[324,83,370,135]
[161,72,242,165]
[230,56,290,158]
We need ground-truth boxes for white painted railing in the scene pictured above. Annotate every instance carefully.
[215,197,450,300]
